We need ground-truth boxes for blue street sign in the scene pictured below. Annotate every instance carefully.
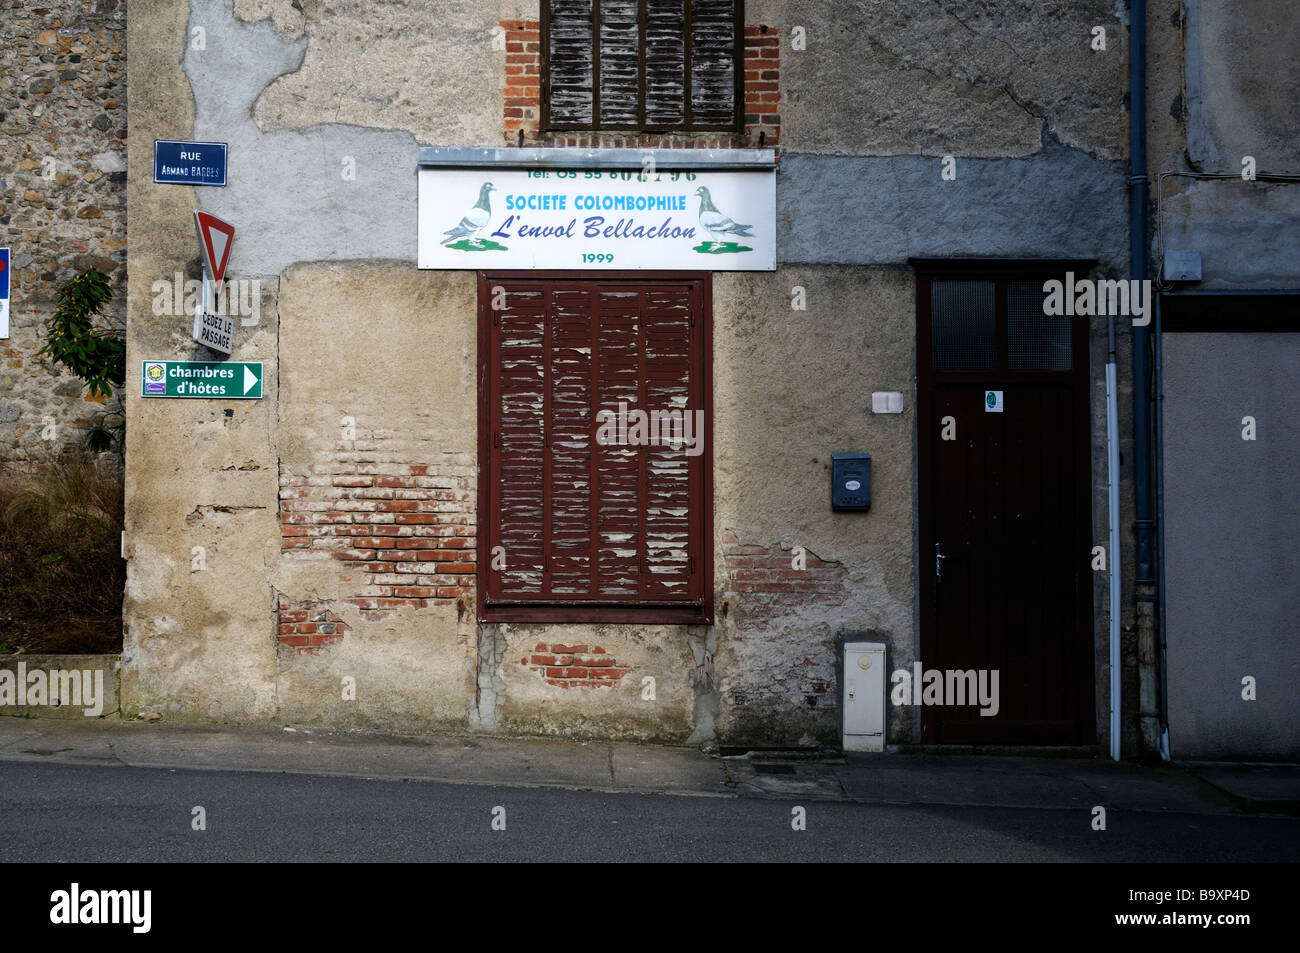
[153,139,227,186]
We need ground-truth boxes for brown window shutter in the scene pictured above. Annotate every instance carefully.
[545,1,743,133]
[485,278,708,614]
[546,0,596,127]
[638,286,696,597]
[597,1,641,127]
[644,0,687,128]
[687,0,741,130]
[549,288,598,594]
[594,287,643,595]
[495,286,549,595]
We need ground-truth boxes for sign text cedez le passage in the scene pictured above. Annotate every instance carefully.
[195,310,232,351]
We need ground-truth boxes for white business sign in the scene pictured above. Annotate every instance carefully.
[418,165,775,270]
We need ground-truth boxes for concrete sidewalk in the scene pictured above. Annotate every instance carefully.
[0,717,1292,815]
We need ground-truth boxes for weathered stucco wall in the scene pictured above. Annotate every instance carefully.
[1162,330,1300,760]
[1146,1,1300,761]
[242,0,508,147]
[1149,0,1300,289]
[711,266,916,744]
[484,623,698,742]
[123,0,1134,748]
[124,0,281,722]
[183,0,425,275]
[777,145,1127,267]
[748,0,1127,159]
[1182,0,1299,174]
[274,263,477,730]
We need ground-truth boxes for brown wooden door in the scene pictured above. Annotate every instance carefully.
[916,264,1095,745]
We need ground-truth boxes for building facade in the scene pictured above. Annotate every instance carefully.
[85,0,1296,759]
[1147,0,1300,760]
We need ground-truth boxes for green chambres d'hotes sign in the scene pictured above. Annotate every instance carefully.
[141,361,263,399]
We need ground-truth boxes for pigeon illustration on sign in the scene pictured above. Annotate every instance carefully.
[693,186,754,254]
[442,182,506,251]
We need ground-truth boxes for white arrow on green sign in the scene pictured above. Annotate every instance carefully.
[141,360,262,399]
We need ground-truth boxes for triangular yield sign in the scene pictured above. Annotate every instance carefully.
[243,364,258,395]
[194,210,235,291]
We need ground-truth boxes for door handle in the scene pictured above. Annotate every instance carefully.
[935,542,954,584]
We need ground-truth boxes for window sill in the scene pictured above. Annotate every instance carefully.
[479,602,713,626]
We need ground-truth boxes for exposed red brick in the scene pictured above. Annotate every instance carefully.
[276,598,353,655]
[521,643,627,688]
[279,454,476,619]
[499,20,779,152]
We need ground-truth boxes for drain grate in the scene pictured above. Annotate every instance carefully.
[753,763,796,775]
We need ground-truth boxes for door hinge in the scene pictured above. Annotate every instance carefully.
[493,432,501,449]
[689,555,695,574]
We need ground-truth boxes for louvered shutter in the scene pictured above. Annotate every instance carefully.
[686,0,739,129]
[638,287,694,597]
[644,0,687,127]
[547,0,596,127]
[544,0,743,132]
[484,278,708,616]
[598,0,641,127]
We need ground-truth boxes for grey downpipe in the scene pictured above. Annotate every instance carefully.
[1153,294,1171,759]
[1106,342,1121,760]
[1106,204,1121,761]
[1131,0,1154,587]
[1126,0,1156,762]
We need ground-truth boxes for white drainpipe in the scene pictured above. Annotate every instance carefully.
[1106,361,1122,761]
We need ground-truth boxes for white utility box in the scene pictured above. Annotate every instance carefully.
[871,391,904,414]
[842,641,886,752]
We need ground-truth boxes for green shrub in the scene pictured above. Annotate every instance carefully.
[37,268,125,458]
[37,268,124,398]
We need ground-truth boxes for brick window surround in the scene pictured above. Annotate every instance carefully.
[502,17,779,151]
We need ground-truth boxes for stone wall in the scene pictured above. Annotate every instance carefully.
[0,0,127,462]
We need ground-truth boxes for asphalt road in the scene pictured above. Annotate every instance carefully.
[1,760,1297,862]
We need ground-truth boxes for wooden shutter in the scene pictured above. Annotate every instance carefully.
[480,275,711,623]
[598,0,641,127]
[546,0,597,127]
[543,0,744,132]
[686,0,740,129]
[644,0,687,128]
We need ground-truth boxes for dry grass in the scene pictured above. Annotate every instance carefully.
[0,458,124,654]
